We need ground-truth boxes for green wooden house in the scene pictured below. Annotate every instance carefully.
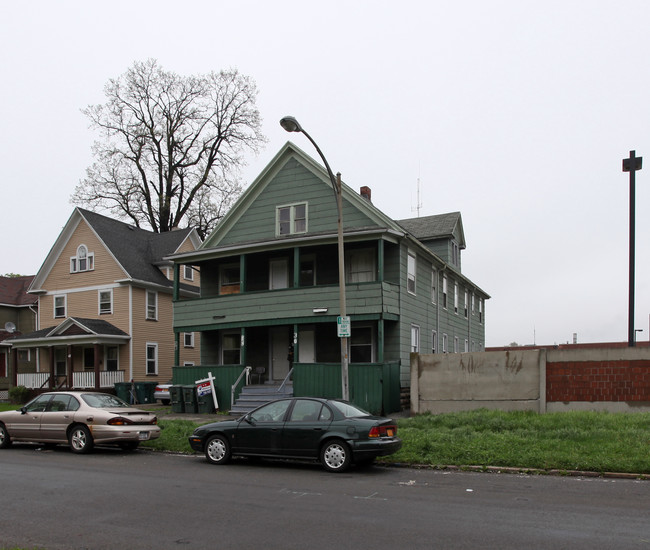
[169,142,489,414]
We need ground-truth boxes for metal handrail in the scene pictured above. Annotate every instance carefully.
[277,367,294,393]
[231,366,251,408]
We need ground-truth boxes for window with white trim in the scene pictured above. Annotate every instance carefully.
[70,245,94,273]
[432,330,438,353]
[184,332,195,348]
[276,203,307,236]
[99,289,113,315]
[454,337,459,353]
[220,264,240,295]
[479,298,484,323]
[410,324,420,353]
[454,283,459,314]
[407,253,416,295]
[431,269,437,304]
[464,339,469,352]
[464,289,469,318]
[54,295,66,318]
[442,275,448,309]
[442,333,448,353]
[146,290,158,320]
[183,265,194,281]
[146,343,158,375]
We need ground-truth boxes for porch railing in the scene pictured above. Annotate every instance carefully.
[17,370,125,389]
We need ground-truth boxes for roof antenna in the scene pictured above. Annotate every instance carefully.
[411,163,422,218]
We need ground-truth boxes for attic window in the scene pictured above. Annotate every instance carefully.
[70,245,94,273]
[276,203,307,236]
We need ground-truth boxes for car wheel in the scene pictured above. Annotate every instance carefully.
[119,441,140,451]
[161,399,170,406]
[205,434,231,465]
[320,439,351,473]
[0,423,11,449]
[69,425,94,454]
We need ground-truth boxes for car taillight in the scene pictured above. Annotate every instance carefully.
[107,417,134,426]
[368,425,397,438]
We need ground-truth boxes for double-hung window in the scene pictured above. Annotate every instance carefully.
[146,343,158,375]
[184,332,195,348]
[99,289,112,315]
[277,203,307,236]
[410,325,420,353]
[442,275,448,309]
[431,269,437,304]
[454,283,459,314]
[407,253,416,294]
[54,295,66,318]
[146,290,158,320]
[222,332,241,364]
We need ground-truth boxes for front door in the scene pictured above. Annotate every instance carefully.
[270,326,291,382]
[269,259,288,290]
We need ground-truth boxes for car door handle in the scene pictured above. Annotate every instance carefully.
[312,427,323,431]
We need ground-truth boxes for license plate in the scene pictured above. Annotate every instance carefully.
[387,429,394,437]
[139,431,150,441]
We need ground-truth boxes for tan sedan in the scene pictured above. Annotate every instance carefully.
[0,391,160,453]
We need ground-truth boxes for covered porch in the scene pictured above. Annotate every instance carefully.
[7,318,130,391]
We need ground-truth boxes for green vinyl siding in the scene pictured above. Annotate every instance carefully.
[217,159,377,247]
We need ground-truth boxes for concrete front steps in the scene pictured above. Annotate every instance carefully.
[229,384,293,416]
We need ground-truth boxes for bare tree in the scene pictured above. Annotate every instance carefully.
[72,59,266,238]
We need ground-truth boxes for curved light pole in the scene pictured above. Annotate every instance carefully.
[280,116,349,401]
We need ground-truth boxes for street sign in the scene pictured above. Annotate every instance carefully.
[337,316,351,337]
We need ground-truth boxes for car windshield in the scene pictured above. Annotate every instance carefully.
[330,401,371,418]
[81,393,129,409]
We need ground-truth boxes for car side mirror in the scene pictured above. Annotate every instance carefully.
[20,407,27,415]
[243,414,254,425]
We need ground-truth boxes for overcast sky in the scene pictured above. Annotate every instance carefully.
[2,1,649,347]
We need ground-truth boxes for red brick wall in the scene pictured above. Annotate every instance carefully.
[547,360,650,402]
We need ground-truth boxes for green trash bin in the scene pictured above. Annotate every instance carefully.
[182,385,198,413]
[135,381,157,404]
[170,385,185,413]
[114,382,131,403]
[197,387,216,414]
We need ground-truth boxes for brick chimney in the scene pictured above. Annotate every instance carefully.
[360,186,372,202]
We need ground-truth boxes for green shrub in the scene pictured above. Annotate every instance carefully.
[8,385,31,405]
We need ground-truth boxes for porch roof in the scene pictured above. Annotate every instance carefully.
[5,317,130,348]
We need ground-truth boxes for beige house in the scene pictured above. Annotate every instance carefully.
[7,208,201,391]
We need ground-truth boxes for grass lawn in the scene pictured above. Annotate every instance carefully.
[2,402,649,474]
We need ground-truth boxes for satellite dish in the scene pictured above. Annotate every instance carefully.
[4,322,16,333]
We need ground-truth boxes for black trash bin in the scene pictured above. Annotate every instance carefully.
[170,385,185,413]
[182,385,198,413]
[135,381,157,404]
[197,387,216,414]
[114,382,131,403]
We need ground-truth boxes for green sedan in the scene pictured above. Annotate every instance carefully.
[188,397,402,473]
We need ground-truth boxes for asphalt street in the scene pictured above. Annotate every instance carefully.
[1,445,648,550]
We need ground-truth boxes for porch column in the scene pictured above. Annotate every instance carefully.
[48,347,55,390]
[11,348,18,387]
[94,343,101,389]
[67,345,74,389]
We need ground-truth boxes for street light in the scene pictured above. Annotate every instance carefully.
[280,116,349,401]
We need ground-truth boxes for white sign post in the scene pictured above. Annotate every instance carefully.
[195,371,218,411]
[337,316,351,338]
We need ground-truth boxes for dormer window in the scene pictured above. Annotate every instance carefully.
[70,245,94,273]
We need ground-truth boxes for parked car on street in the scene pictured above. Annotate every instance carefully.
[0,391,161,453]
[188,397,401,472]
[154,382,173,405]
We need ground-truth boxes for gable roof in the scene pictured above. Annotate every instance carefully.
[30,208,201,292]
[396,212,466,249]
[6,317,130,347]
[200,141,404,250]
[0,276,37,307]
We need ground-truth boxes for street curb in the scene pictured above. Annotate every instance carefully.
[382,462,650,480]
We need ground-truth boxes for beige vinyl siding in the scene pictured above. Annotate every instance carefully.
[130,288,176,381]
[42,220,126,292]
